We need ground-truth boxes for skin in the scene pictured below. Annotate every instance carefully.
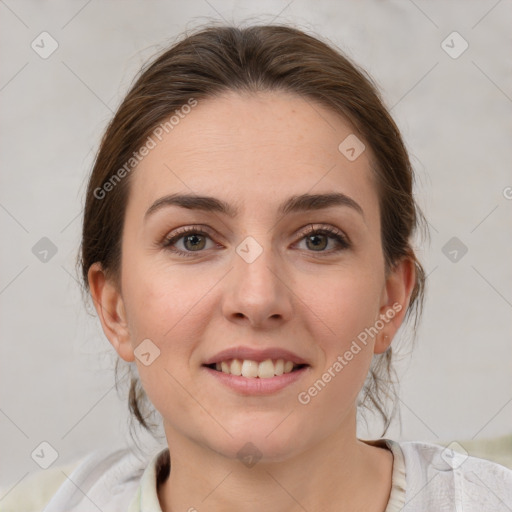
[89,90,415,512]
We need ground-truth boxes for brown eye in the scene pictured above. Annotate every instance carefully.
[297,226,351,254]
[162,227,215,257]
[161,224,350,258]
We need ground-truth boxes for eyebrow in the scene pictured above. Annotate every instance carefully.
[144,192,364,222]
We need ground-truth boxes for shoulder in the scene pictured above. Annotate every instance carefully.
[0,446,155,512]
[394,439,512,511]
[0,457,83,512]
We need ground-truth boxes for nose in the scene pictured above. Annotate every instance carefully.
[221,236,293,328]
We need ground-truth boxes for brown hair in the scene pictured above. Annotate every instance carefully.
[78,22,427,440]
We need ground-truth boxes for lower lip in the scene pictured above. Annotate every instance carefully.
[202,365,310,395]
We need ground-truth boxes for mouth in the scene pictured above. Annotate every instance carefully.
[203,358,309,379]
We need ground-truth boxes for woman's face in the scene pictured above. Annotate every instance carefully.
[91,90,411,461]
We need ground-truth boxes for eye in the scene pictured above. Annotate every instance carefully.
[161,224,350,258]
[295,224,351,254]
[162,226,217,258]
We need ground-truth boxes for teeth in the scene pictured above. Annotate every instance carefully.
[257,359,275,379]
[241,360,259,378]
[230,358,242,376]
[212,358,301,378]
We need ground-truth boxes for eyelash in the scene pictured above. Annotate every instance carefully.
[161,224,351,258]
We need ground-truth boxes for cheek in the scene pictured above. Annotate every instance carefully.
[119,260,209,413]
[301,266,382,388]
[121,245,199,337]
[309,266,383,339]
[120,253,222,370]
[122,271,178,343]
[297,278,379,415]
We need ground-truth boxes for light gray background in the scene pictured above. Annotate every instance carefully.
[1,0,511,489]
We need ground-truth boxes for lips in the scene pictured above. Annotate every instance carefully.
[203,360,310,394]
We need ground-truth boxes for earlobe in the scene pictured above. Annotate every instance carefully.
[374,333,390,355]
[87,262,135,362]
[374,257,416,355]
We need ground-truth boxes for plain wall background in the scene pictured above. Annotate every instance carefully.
[1,0,511,488]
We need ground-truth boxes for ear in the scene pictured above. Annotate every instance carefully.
[374,257,416,354]
[87,262,135,362]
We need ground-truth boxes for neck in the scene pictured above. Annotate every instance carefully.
[157,411,393,512]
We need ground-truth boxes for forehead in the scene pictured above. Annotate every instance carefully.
[126,90,378,222]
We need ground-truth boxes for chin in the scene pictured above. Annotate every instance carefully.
[209,419,308,464]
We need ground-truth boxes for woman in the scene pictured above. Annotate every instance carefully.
[9,23,512,512]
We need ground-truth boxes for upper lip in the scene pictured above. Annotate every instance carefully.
[203,346,310,366]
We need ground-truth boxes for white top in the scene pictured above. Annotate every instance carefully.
[2,438,512,511]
